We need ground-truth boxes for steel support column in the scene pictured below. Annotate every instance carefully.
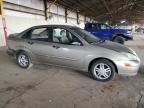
[0,0,8,46]
[84,15,86,23]
[65,8,67,23]
[43,0,48,20]
[77,12,79,24]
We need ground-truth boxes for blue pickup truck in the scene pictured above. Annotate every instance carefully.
[84,23,133,44]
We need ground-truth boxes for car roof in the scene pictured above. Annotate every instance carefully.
[31,24,78,29]
[85,22,106,25]
[20,24,80,35]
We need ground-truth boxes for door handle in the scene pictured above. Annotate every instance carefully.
[53,45,60,49]
[27,41,34,45]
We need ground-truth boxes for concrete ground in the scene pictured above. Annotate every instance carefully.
[0,33,144,108]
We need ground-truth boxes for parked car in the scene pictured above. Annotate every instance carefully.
[7,25,140,82]
[85,23,133,44]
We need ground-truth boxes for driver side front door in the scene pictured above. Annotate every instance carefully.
[47,27,86,69]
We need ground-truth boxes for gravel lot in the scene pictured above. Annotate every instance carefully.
[0,33,144,108]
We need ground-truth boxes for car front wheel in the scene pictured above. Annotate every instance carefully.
[90,59,116,82]
[16,52,32,69]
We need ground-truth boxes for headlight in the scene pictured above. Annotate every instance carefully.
[121,52,137,60]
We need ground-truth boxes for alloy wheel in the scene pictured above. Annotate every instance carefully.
[18,54,29,67]
[93,63,111,80]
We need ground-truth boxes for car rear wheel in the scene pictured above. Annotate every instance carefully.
[90,59,115,82]
[113,36,125,44]
[16,52,32,69]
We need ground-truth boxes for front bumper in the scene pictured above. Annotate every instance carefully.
[114,59,141,76]
[124,33,133,40]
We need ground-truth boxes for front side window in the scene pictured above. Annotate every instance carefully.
[52,28,82,46]
[30,27,49,42]
[100,24,111,29]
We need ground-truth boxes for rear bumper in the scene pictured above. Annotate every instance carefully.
[114,59,140,76]
[7,48,16,56]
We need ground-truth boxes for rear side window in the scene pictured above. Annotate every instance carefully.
[91,24,100,29]
[85,23,92,29]
[30,27,49,42]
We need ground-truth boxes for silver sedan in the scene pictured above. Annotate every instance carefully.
[7,25,141,82]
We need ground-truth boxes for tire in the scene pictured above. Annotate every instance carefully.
[113,36,125,44]
[16,51,32,69]
[90,59,115,82]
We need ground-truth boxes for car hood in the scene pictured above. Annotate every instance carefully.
[96,41,133,54]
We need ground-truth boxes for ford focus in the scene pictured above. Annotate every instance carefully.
[7,25,140,82]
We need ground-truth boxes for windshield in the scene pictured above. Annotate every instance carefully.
[71,28,100,43]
